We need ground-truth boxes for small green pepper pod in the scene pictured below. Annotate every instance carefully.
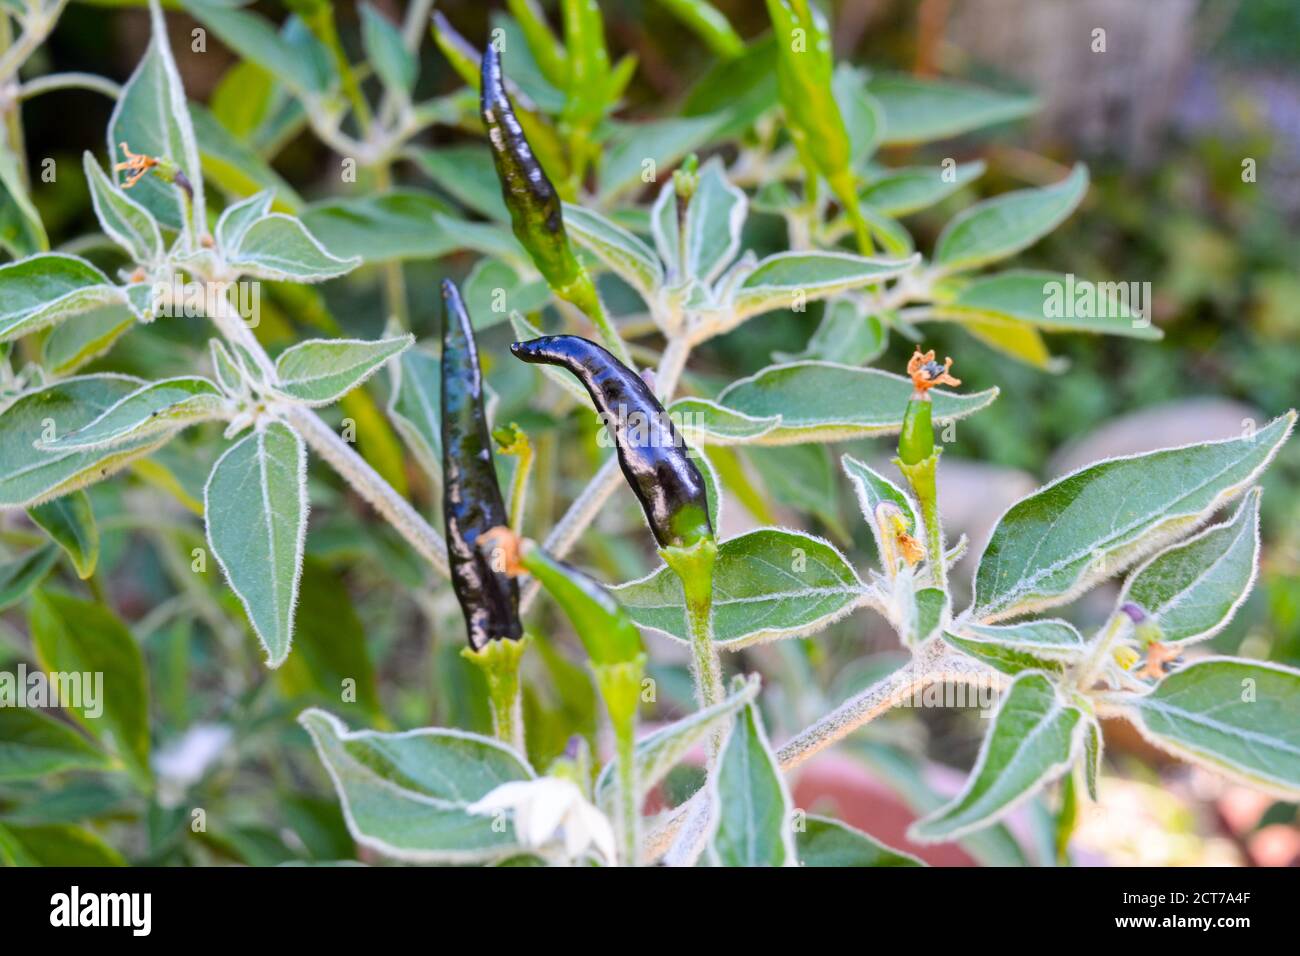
[480,44,583,295]
[441,279,523,651]
[518,540,643,668]
[510,334,713,550]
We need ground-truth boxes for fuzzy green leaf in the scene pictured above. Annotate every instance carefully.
[0,709,109,781]
[204,422,308,667]
[971,414,1293,622]
[0,255,134,345]
[797,815,924,867]
[934,165,1088,273]
[274,335,412,407]
[728,252,920,324]
[910,671,1083,842]
[715,361,998,445]
[299,708,534,864]
[1116,488,1261,646]
[28,491,99,579]
[866,74,1036,145]
[0,375,171,509]
[37,377,225,452]
[710,694,795,866]
[1128,658,1300,799]
[610,528,867,648]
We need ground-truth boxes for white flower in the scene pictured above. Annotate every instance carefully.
[468,777,617,865]
[152,723,233,808]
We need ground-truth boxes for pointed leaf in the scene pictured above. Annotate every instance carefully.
[862,161,985,217]
[0,375,171,508]
[727,251,920,325]
[1127,658,1300,799]
[274,335,412,406]
[710,695,796,866]
[40,305,136,377]
[28,491,99,579]
[971,414,1293,622]
[37,377,226,452]
[668,397,781,445]
[934,164,1088,273]
[910,671,1083,842]
[214,190,274,255]
[301,191,460,264]
[82,153,163,264]
[610,528,868,649]
[682,157,747,285]
[204,422,308,667]
[715,361,998,445]
[360,3,416,97]
[866,74,1036,145]
[940,270,1161,339]
[108,0,205,232]
[225,212,360,282]
[562,202,663,301]
[0,254,135,344]
[943,619,1086,676]
[299,708,534,863]
[1116,488,1261,646]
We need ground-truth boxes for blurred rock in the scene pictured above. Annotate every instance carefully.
[1047,398,1262,477]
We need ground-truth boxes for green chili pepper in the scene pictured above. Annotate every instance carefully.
[516,541,643,667]
[441,279,522,651]
[765,0,872,253]
[510,335,713,550]
[894,349,962,590]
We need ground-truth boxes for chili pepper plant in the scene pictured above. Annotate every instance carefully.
[0,0,1295,867]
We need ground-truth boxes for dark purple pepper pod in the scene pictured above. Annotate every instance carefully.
[441,279,522,650]
[510,334,713,550]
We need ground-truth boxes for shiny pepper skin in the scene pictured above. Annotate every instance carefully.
[480,44,582,294]
[441,279,522,650]
[510,334,713,550]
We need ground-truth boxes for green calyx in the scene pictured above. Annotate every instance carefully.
[592,653,647,729]
[460,634,530,752]
[519,542,643,666]
[660,532,718,612]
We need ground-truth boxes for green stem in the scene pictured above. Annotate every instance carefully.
[594,655,645,866]
[662,537,722,755]
[920,490,946,593]
[559,271,633,369]
[506,442,534,534]
[1076,614,1126,690]
[461,637,529,754]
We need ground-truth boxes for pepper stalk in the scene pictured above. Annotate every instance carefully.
[894,349,961,593]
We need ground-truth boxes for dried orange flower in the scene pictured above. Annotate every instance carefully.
[1137,641,1181,680]
[907,348,961,392]
[114,142,159,189]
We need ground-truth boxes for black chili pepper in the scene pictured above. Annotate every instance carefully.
[442,279,523,650]
[510,334,713,550]
[480,44,586,300]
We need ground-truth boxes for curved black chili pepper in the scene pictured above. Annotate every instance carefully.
[441,279,522,650]
[510,335,713,550]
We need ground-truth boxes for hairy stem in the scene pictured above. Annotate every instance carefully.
[207,290,449,576]
[17,72,121,101]
[287,407,449,577]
